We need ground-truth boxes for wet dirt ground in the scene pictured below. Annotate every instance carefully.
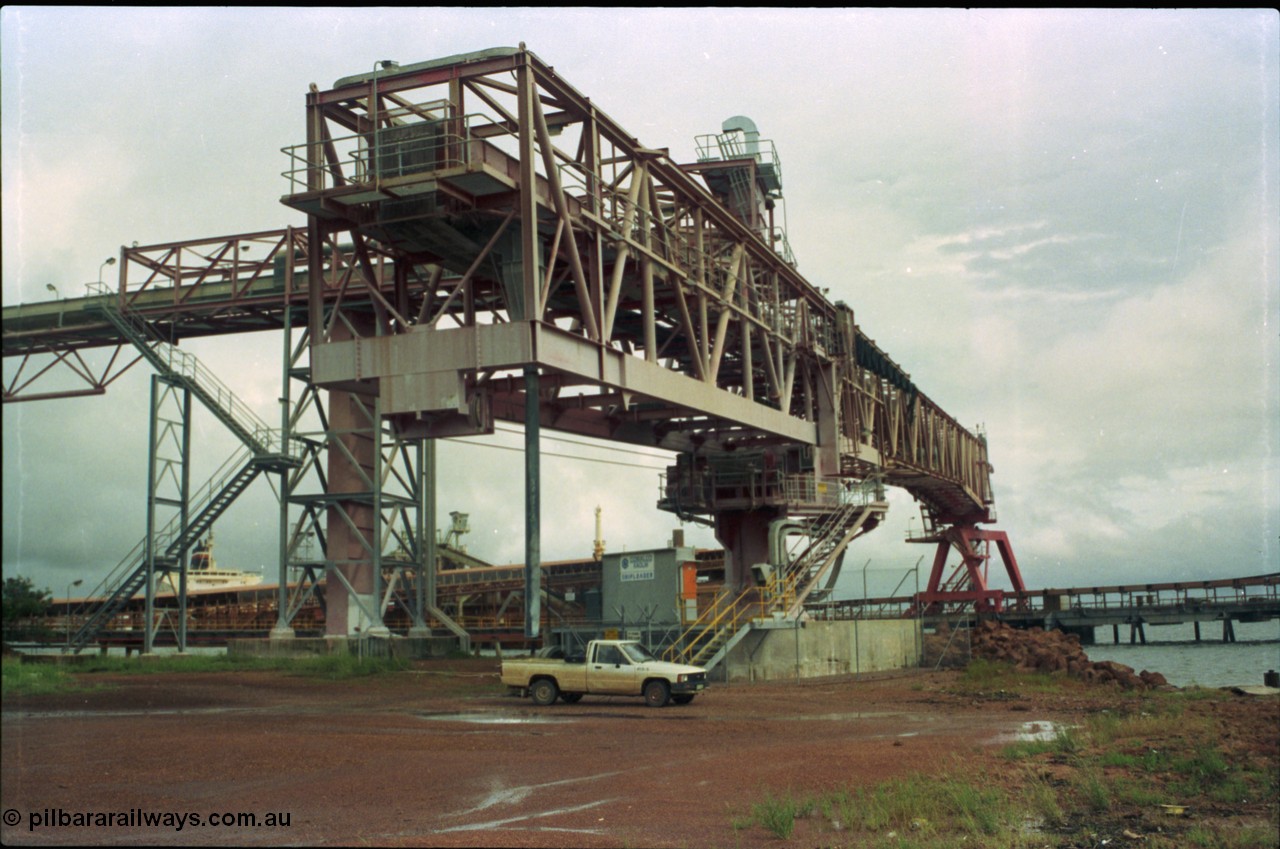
[2,659,1276,847]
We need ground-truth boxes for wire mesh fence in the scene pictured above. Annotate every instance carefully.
[921,613,973,669]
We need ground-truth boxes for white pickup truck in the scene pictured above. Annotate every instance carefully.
[500,639,708,707]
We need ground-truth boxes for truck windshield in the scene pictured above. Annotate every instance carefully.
[620,643,656,663]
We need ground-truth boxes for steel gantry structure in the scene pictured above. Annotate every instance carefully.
[3,45,1024,650]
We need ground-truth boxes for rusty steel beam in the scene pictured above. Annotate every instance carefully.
[5,45,1018,631]
[284,46,993,514]
[275,44,1012,607]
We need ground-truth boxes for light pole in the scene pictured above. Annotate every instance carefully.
[64,579,83,652]
[98,256,116,286]
[47,283,64,327]
[371,59,398,182]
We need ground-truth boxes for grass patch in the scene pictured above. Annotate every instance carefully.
[730,667,1278,848]
[1074,766,1112,813]
[1001,726,1082,761]
[1109,775,1165,807]
[1020,770,1065,826]
[1097,745,1172,773]
[750,790,802,839]
[1,657,79,697]
[954,658,1065,694]
[5,652,411,686]
[99,653,407,678]
[1179,824,1280,849]
[73,654,280,674]
[742,772,1009,843]
[1086,708,1208,746]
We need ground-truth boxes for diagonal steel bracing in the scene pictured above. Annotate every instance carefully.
[6,46,1021,642]
[278,44,1017,631]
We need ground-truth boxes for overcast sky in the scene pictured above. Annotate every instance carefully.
[3,8,1277,602]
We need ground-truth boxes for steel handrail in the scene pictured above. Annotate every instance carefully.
[102,302,301,458]
[70,445,256,622]
[281,112,518,194]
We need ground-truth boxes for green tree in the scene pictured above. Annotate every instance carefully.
[2,575,53,644]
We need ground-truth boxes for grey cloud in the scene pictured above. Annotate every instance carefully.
[4,8,1276,598]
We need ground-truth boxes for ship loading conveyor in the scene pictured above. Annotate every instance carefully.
[6,45,1030,654]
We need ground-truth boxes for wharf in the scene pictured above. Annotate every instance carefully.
[810,573,1280,644]
[35,567,1279,652]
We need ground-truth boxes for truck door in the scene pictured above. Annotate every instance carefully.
[589,643,639,694]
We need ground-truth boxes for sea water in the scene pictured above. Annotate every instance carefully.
[1083,619,1280,688]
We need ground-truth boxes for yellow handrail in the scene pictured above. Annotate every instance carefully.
[665,582,772,665]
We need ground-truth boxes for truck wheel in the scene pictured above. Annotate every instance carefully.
[560,692,583,704]
[530,678,559,706]
[643,679,670,708]
[672,694,695,705]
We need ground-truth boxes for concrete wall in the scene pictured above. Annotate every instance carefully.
[718,619,922,683]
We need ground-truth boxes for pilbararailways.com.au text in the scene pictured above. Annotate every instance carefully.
[6,807,291,832]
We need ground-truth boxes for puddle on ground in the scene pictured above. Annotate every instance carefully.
[770,711,903,722]
[417,711,574,725]
[988,720,1070,745]
[3,707,259,720]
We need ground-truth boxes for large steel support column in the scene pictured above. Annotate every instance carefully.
[518,50,543,643]
[144,376,191,655]
[714,507,784,593]
[324,387,381,637]
[408,438,434,637]
[524,365,541,640]
[271,294,294,640]
[367,394,390,637]
[177,387,191,654]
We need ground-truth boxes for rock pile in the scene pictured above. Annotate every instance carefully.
[971,620,1169,689]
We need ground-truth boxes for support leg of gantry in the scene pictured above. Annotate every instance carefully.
[323,386,382,638]
[524,365,542,641]
[914,525,1025,614]
[714,507,784,593]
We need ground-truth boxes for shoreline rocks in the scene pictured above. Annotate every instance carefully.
[968,620,1169,689]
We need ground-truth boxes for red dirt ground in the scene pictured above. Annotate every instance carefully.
[2,658,1276,847]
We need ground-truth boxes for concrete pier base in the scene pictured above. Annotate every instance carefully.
[717,619,922,684]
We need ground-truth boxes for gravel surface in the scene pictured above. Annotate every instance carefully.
[2,658,1276,847]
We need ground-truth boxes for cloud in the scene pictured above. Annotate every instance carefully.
[983,214,1278,579]
[3,8,1277,601]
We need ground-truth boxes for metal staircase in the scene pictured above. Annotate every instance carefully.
[665,499,884,671]
[68,447,263,651]
[94,302,289,459]
[775,501,881,617]
[67,301,299,652]
[663,583,759,668]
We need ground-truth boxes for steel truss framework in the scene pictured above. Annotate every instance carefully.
[143,376,193,652]
[3,238,470,649]
[280,345,467,646]
[3,45,1023,643]
[283,45,1021,625]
